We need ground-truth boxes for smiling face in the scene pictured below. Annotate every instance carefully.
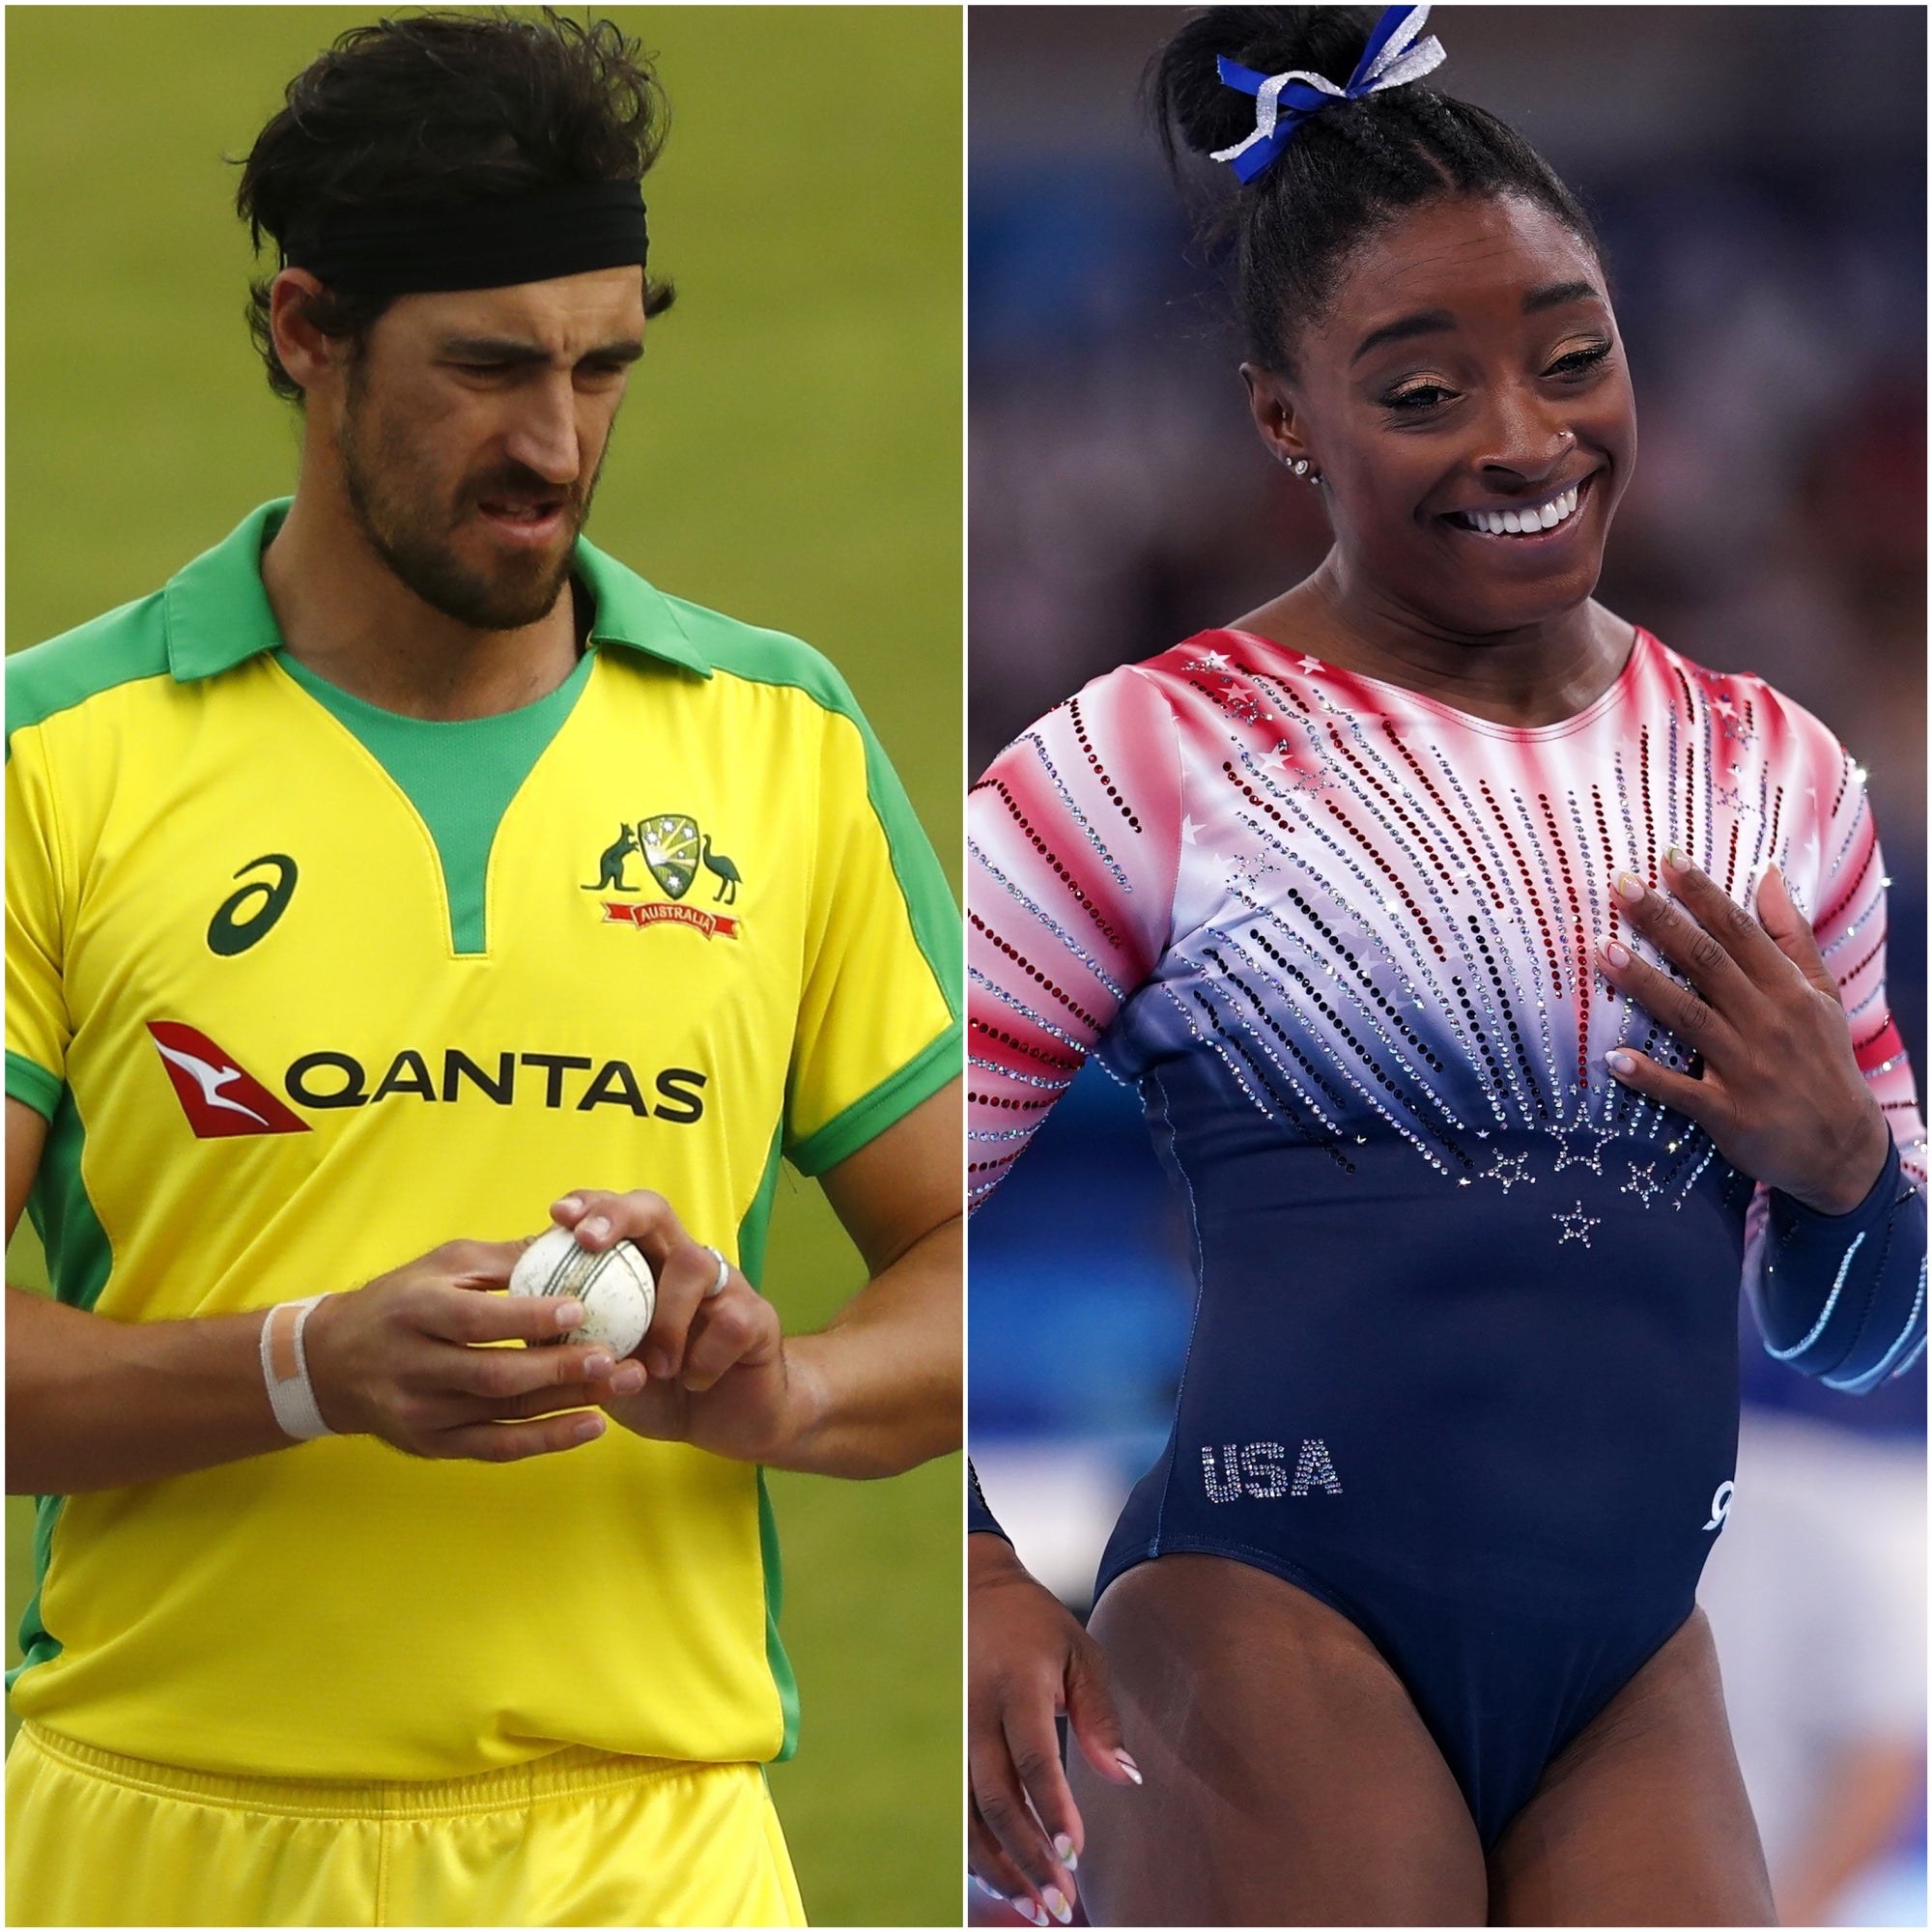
[1253,193,1636,640]
[324,265,646,631]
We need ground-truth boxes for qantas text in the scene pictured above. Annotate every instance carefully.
[283,1049,707,1122]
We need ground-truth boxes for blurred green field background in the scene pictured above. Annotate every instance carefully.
[6,7,962,1924]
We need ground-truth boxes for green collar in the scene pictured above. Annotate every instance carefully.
[161,498,712,683]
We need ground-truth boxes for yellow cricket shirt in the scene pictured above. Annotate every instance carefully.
[5,500,960,1780]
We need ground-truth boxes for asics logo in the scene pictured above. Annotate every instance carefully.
[1702,1480,1735,1532]
[208,855,298,957]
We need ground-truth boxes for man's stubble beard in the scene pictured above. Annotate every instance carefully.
[337,373,609,634]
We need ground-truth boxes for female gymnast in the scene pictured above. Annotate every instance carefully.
[965,7,1926,1924]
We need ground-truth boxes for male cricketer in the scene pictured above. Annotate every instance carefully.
[3,14,960,1927]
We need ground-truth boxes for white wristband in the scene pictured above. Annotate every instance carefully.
[259,1295,335,1442]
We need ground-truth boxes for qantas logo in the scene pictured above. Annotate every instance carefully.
[146,1023,310,1138]
[147,1022,708,1137]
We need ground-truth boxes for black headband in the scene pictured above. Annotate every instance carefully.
[281,180,647,295]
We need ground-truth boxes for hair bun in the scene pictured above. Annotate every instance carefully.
[1148,6,1381,166]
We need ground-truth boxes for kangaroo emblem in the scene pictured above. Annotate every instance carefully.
[582,823,640,892]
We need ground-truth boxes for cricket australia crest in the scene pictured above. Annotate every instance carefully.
[582,811,744,939]
[639,813,699,899]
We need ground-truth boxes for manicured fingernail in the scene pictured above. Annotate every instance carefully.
[972,1876,1006,1901]
[1015,1901,1046,1927]
[1602,938,1632,969]
[1665,844,1690,872]
[1053,1834,1078,1870]
[553,1195,582,1217]
[580,1214,611,1241]
[1115,1748,1143,1784]
[1043,1889,1073,1925]
[1606,1049,1635,1076]
[611,1363,645,1395]
[554,1300,584,1329]
[1615,871,1645,903]
[572,1414,605,1442]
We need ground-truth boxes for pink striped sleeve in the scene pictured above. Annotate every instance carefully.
[1741,697,1926,1391]
[1804,726,1925,1188]
[967,667,1181,1207]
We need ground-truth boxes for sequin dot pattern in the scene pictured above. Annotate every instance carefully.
[968,628,1924,1220]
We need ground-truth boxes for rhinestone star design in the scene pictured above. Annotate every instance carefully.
[1186,650,1230,672]
[1621,1160,1664,1208]
[1551,1125,1610,1177]
[1554,1202,1601,1247]
[1484,1151,1533,1193]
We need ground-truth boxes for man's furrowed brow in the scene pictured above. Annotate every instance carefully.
[438,335,643,365]
[440,335,554,365]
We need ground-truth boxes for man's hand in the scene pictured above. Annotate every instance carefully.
[302,1239,643,1462]
[540,1079,962,1478]
[1596,852,1889,1214]
[545,1189,804,1464]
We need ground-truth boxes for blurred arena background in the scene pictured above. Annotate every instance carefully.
[968,8,1925,1924]
[5,8,961,1924]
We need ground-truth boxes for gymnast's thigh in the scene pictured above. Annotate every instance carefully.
[1068,1551,1488,1927]
[1487,1607,1775,1927]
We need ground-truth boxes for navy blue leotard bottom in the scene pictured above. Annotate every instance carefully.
[1095,1059,1747,1849]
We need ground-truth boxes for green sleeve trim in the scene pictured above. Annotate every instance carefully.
[30,1085,116,1313]
[737,1122,786,1293]
[786,1021,961,1178]
[846,711,963,1025]
[659,602,962,1022]
[6,594,172,746]
[7,1494,68,1693]
[6,1051,63,1122]
[756,1469,802,1763]
[737,1125,800,1761]
[10,1086,114,1696]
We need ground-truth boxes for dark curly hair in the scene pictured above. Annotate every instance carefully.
[236,9,675,403]
[1147,7,1603,374]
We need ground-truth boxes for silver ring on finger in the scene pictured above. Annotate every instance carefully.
[701,1245,731,1299]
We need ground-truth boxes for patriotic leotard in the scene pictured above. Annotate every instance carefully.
[968,626,1925,1845]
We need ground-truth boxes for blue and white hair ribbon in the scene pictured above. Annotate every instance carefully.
[1209,5,1448,185]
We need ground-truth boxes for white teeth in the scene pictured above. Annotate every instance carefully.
[1461,482,1582,537]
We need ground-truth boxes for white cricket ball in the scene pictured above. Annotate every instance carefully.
[509,1226,655,1358]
